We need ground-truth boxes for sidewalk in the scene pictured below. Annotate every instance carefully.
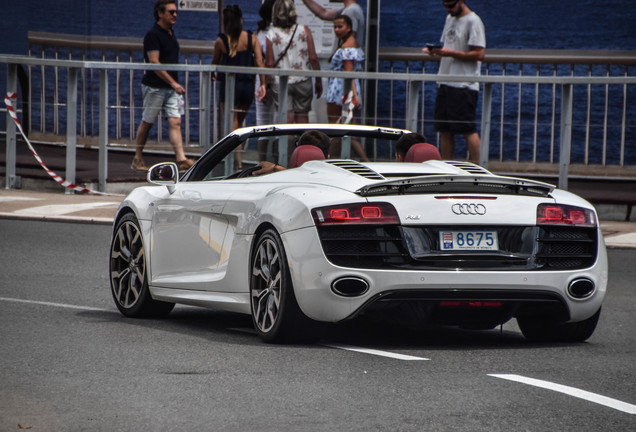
[0,188,124,224]
[1,187,635,249]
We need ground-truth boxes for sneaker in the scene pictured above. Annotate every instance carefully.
[177,158,195,171]
[131,158,149,172]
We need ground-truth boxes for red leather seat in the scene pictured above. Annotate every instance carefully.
[288,145,326,168]
[404,143,442,162]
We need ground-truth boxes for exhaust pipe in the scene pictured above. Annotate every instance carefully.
[331,277,369,297]
[568,278,595,299]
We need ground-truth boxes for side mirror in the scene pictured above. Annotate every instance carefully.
[148,162,178,193]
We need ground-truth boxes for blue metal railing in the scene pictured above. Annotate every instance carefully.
[2,33,636,192]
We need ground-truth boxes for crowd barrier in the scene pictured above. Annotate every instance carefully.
[2,36,636,192]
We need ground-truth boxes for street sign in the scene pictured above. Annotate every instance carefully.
[178,0,218,12]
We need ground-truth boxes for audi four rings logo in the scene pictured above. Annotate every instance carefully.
[451,203,487,215]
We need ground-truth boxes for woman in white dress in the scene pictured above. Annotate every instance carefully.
[326,14,368,160]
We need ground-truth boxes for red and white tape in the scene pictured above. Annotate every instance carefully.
[340,90,355,124]
[4,92,118,196]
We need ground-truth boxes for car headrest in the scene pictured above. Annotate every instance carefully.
[404,143,442,162]
[288,145,325,168]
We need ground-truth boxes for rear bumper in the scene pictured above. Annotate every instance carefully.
[282,227,608,323]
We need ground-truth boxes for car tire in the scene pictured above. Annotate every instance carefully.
[250,228,323,343]
[109,213,175,318]
[518,308,601,343]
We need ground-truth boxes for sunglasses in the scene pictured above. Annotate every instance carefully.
[166,9,178,15]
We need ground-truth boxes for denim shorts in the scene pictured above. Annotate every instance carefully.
[141,84,180,123]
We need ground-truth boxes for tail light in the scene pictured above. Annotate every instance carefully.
[312,202,399,226]
[537,204,596,227]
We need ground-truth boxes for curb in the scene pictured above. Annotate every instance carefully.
[1,188,635,249]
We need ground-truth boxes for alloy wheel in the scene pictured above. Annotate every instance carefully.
[251,237,282,334]
[110,220,146,309]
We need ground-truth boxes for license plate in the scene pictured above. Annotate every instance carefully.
[440,231,499,251]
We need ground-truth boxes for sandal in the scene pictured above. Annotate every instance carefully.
[131,158,149,172]
[177,158,195,171]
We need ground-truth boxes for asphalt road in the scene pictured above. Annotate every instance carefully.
[1,219,635,431]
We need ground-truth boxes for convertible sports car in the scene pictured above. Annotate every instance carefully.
[109,124,608,343]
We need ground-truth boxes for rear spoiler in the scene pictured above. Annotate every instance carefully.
[356,175,555,197]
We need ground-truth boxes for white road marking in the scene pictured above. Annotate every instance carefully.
[13,202,119,216]
[0,296,110,313]
[0,197,42,202]
[231,330,430,361]
[489,374,636,415]
[324,343,429,361]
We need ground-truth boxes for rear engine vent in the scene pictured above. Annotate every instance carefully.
[445,161,492,175]
[326,160,385,180]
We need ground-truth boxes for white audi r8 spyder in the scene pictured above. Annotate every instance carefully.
[109,124,608,343]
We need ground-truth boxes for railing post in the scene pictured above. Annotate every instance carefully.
[406,80,420,133]
[277,75,289,166]
[5,63,20,189]
[212,79,218,144]
[558,84,573,190]
[98,69,108,192]
[480,82,493,168]
[341,135,351,159]
[65,67,78,193]
[201,71,211,152]
[363,0,380,125]
[223,73,235,136]
[223,73,235,175]
[339,78,353,158]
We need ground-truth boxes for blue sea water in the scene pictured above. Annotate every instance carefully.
[11,0,636,164]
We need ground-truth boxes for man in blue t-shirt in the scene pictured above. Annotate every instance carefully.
[132,0,194,172]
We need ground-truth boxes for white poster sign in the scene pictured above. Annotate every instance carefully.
[295,0,341,57]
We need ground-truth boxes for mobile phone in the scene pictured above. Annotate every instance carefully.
[426,42,443,50]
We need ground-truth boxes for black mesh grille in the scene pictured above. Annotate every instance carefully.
[536,226,597,269]
[316,224,598,271]
[317,225,409,268]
